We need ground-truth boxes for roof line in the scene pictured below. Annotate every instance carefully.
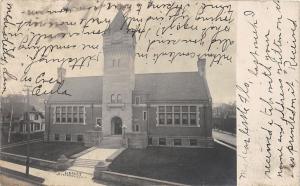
[66,75,102,78]
[65,71,199,79]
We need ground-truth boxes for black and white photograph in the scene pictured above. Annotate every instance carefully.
[0,0,299,186]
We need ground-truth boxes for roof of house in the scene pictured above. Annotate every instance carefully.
[47,72,211,103]
[1,102,36,120]
[48,76,103,103]
[135,72,211,101]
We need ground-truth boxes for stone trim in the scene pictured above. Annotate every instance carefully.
[148,136,214,148]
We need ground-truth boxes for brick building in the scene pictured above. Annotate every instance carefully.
[45,10,213,148]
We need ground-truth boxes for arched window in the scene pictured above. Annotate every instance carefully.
[111,94,116,103]
[117,94,122,103]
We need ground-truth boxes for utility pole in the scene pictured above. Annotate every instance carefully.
[23,85,31,176]
[8,103,13,143]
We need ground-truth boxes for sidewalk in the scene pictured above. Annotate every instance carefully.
[0,174,34,186]
[69,148,119,174]
[0,160,107,186]
[212,130,236,147]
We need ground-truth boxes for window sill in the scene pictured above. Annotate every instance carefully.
[107,103,125,110]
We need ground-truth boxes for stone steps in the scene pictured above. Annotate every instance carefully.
[72,158,101,168]
[98,136,123,149]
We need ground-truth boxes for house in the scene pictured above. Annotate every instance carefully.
[45,9,213,148]
[19,109,45,134]
[1,94,45,144]
[1,95,45,133]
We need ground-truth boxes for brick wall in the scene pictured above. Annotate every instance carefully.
[45,103,102,142]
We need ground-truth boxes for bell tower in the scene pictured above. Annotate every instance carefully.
[102,8,136,136]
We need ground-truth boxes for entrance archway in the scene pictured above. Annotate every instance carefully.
[111,116,122,135]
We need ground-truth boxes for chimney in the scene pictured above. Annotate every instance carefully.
[57,67,66,82]
[197,58,206,77]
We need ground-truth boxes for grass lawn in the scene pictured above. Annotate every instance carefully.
[1,131,44,146]
[109,143,236,186]
[1,142,89,161]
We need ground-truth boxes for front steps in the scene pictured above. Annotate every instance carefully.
[98,135,123,149]
[72,158,101,168]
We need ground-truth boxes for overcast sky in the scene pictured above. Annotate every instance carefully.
[2,0,236,104]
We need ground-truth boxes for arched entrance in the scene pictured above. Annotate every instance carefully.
[111,116,122,135]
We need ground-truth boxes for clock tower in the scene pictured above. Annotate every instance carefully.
[102,9,136,136]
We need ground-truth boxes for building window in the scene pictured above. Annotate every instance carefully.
[143,111,147,121]
[56,107,61,122]
[55,106,85,124]
[166,106,172,125]
[111,94,116,103]
[198,107,201,125]
[166,106,172,112]
[34,123,40,131]
[182,106,188,125]
[182,113,188,125]
[117,94,122,103]
[159,138,166,145]
[66,134,71,141]
[174,106,181,125]
[30,123,34,132]
[174,139,182,146]
[135,125,139,132]
[174,113,180,125]
[190,113,197,125]
[73,107,78,123]
[79,106,84,123]
[135,96,140,104]
[159,106,165,112]
[148,137,152,145]
[159,113,165,125]
[190,139,197,146]
[77,135,83,142]
[190,106,197,125]
[96,118,102,128]
[156,105,200,127]
[55,134,59,141]
[166,113,172,125]
[34,114,38,120]
[67,106,72,122]
[112,59,116,67]
[117,59,120,67]
[61,107,66,123]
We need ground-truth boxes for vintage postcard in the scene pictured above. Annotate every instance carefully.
[0,0,299,185]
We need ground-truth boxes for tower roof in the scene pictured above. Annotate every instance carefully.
[106,9,128,33]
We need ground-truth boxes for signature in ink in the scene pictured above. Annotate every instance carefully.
[1,67,18,95]
[1,3,15,65]
[32,78,71,97]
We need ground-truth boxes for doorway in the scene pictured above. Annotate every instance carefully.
[111,116,122,135]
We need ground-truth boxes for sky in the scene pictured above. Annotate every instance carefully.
[1,0,236,104]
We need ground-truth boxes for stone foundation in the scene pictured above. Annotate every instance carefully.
[126,132,147,149]
[84,131,102,147]
[149,136,214,148]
